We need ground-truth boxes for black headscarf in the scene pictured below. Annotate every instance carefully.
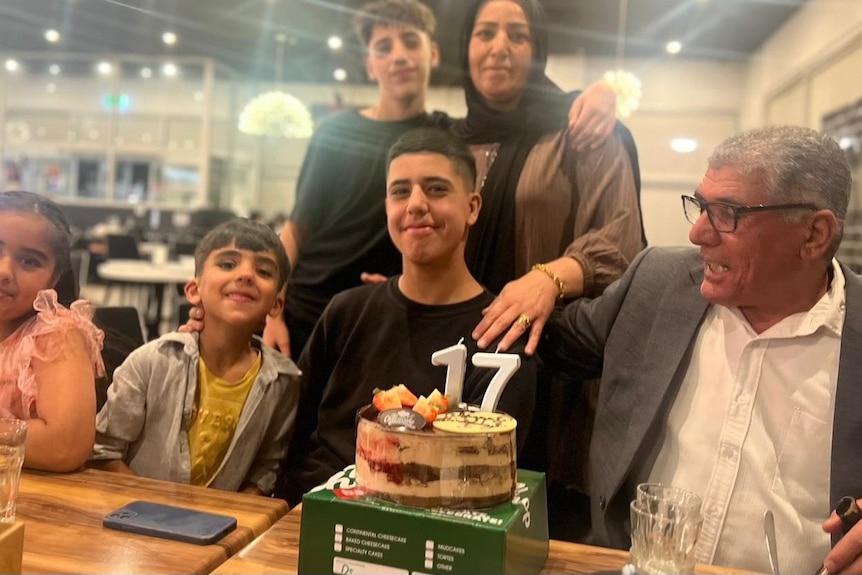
[453,0,579,294]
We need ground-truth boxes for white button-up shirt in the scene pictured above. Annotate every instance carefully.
[648,260,845,573]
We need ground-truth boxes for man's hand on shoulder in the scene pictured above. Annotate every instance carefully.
[360,272,387,284]
[263,314,291,357]
[177,305,204,334]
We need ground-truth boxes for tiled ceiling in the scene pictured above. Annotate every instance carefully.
[0,0,808,85]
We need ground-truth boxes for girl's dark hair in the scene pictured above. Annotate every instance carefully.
[0,191,77,306]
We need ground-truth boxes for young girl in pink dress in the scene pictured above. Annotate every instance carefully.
[0,191,104,471]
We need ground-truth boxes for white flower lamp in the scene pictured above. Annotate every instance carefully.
[603,69,642,118]
[238,34,313,139]
[604,0,642,118]
[238,91,313,138]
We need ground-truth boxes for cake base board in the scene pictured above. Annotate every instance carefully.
[299,466,549,575]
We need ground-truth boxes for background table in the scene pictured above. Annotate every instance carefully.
[17,468,287,574]
[211,504,755,575]
[97,259,195,338]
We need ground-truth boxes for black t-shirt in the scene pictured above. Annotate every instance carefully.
[289,110,435,297]
[277,277,537,505]
[284,110,450,358]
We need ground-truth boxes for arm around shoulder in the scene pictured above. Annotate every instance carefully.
[564,128,644,297]
[540,247,659,377]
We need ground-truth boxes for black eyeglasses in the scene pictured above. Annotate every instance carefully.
[681,194,818,233]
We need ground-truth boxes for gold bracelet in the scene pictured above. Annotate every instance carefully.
[531,263,565,299]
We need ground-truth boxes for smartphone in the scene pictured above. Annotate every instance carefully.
[103,500,237,545]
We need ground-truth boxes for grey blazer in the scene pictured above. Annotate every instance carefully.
[542,246,862,549]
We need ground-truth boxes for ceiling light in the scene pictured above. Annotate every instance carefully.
[665,40,682,55]
[162,31,177,46]
[140,67,153,79]
[45,29,61,43]
[333,68,347,82]
[162,63,178,77]
[46,83,57,94]
[96,61,112,75]
[670,138,698,153]
[49,64,61,75]
[327,36,343,51]
[4,59,19,72]
[275,33,287,44]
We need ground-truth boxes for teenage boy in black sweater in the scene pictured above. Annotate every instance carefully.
[278,128,537,505]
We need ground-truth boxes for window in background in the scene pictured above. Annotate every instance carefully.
[115,158,157,202]
[36,158,73,196]
[76,157,107,199]
[161,164,198,205]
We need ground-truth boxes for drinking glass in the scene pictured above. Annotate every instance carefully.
[637,483,703,519]
[0,419,27,522]
[630,484,703,575]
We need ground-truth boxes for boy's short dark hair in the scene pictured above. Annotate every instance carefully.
[194,218,290,291]
[388,127,477,190]
[354,0,436,47]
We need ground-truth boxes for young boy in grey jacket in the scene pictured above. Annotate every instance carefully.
[91,219,300,495]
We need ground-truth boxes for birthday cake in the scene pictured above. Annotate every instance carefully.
[354,385,517,509]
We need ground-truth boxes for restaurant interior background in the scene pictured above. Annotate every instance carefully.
[0,0,860,249]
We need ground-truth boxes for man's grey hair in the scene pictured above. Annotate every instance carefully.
[708,125,852,259]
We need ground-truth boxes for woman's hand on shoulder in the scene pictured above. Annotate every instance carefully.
[471,272,559,356]
[568,80,617,151]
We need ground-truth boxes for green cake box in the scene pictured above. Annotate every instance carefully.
[298,465,549,575]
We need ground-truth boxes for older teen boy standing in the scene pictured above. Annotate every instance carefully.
[260,0,616,359]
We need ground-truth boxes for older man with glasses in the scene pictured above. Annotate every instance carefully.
[540,125,862,574]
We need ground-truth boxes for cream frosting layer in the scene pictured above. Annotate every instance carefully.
[355,408,516,509]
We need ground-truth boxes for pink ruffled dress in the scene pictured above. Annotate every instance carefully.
[0,289,105,420]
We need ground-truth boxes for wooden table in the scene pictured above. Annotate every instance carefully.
[212,504,752,575]
[16,468,288,574]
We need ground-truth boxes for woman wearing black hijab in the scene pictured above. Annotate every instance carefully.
[461,0,645,356]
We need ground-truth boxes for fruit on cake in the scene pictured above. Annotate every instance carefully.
[354,385,517,509]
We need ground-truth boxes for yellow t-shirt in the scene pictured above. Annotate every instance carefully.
[188,351,261,487]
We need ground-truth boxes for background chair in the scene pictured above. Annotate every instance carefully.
[93,306,146,411]
[103,234,152,308]
[173,240,197,258]
[69,249,90,293]
[176,302,192,330]
[106,234,141,260]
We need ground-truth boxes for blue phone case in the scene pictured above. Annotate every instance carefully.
[103,500,237,545]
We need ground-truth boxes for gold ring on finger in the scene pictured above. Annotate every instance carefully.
[517,314,532,329]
